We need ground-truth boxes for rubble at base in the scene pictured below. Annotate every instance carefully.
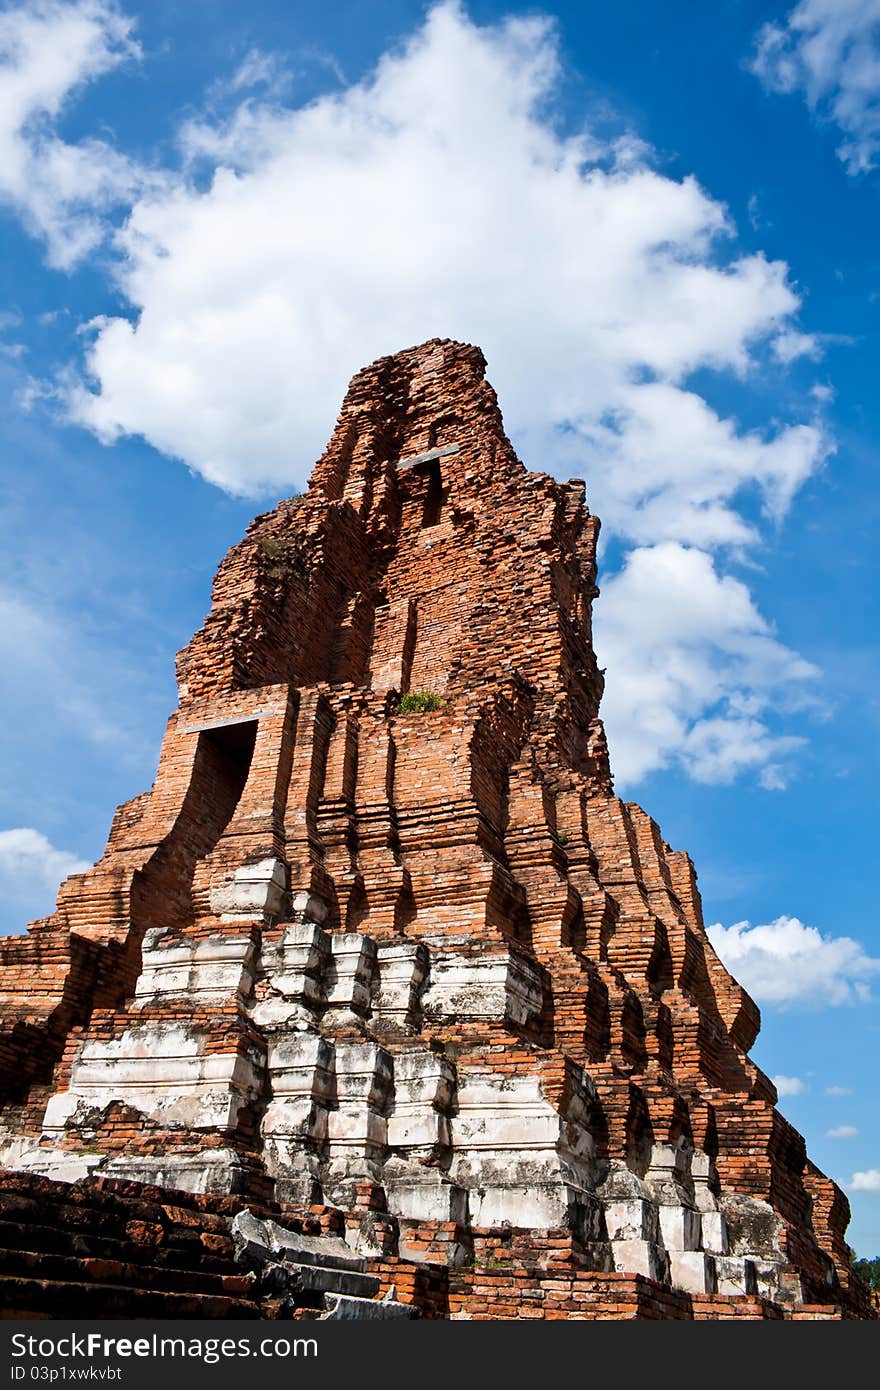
[0,340,872,1320]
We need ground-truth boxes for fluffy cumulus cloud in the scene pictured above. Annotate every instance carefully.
[0,827,90,905]
[708,915,880,1008]
[67,2,824,506]
[752,0,880,174]
[4,1,833,788]
[560,382,827,551]
[773,1074,807,1097]
[594,543,815,784]
[850,1170,880,1191]
[0,0,151,267]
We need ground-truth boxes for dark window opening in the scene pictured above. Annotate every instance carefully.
[196,719,258,842]
[422,458,444,527]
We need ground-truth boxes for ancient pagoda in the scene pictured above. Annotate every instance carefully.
[0,341,871,1319]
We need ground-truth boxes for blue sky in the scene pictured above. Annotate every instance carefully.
[0,0,878,1252]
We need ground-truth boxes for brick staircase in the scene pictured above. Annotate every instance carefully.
[0,1169,409,1319]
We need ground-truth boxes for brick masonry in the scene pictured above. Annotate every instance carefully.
[0,340,873,1320]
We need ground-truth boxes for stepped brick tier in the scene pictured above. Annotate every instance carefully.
[0,340,872,1320]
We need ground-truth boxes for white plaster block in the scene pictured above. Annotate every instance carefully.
[718,1192,794,1302]
[452,1073,560,1155]
[611,1239,668,1282]
[669,1250,717,1295]
[603,1198,659,1243]
[598,1162,646,1198]
[700,1209,729,1253]
[504,952,545,1027]
[374,943,429,1031]
[210,858,287,920]
[752,1259,788,1301]
[448,1070,596,1229]
[325,934,377,1019]
[326,1043,393,1161]
[328,1110,387,1149]
[690,1148,712,1181]
[290,890,329,923]
[41,1023,264,1135]
[657,1204,702,1252]
[251,922,330,1027]
[102,1148,246,1195]
[714,1256,758,1297]
[469,1182,578,1230]
[334,1042,391,1104]
[133,932,255,1007]
[386,1049,455,1153]
[0,1137,104,1185]
[267,922,330,988]
[248,996,314,1030]
[422,950,543,1027]
[382,1158,468,1223]
[262,1033,334,1144]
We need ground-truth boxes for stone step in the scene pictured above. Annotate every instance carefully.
[0,1218,236,1275]
[0,1177,233,1227]
[0,1247,254,1299]
[0,1274,262,1319]
[0,1192,228,1249]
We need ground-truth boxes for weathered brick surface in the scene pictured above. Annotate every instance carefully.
[0,340,871,1320]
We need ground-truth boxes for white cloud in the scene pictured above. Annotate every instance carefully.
[229,48,287,94]
[594,543,815,784]
[826,1125,859,1138]
[708,914,880,1009]
[773,1074,807,1097]
[850,1169,880,1192]
[772,329,823,364]
[549,382,828,550]
[0,0,148,267]
[0,312,27,360]
[68,4,821,504]
[826,1085,853,1096]
[752,0,880,174]
[207,46,294,105]
[0,826,90,900]
[4,1,831,790]
[747,192,764,230]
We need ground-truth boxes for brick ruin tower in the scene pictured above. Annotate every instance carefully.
[0,340,872,1319]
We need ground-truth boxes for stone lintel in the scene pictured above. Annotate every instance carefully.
[182,708,285,734]
[395,443,460,469]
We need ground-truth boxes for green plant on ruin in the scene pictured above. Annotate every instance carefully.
[258,532,308,582]
[396,690,444,714]
[474,1249,514,1271]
